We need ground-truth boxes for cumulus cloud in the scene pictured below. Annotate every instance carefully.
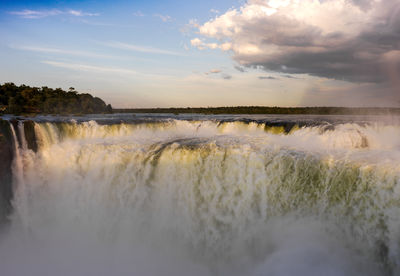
[193,0,400,83]
[180,19,200,34]
[190,38,231,51]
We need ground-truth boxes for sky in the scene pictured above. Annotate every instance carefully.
[0,0,399,108]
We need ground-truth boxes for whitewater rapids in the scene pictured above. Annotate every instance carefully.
[1,114,400,276]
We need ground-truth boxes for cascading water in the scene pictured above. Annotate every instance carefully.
[1,115,400,276]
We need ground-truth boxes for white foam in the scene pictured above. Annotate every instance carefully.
[1,120,399,275]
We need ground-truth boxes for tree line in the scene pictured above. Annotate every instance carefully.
[114,106,400,115]
[2,82,398,115]
[0,83,112,115]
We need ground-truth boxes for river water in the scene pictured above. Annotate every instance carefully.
[1,113,400,276]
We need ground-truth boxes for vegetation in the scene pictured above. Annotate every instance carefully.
[0,83,112,115]
[114,106,400,115]
[2,82,398,116]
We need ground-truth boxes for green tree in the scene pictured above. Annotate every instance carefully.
[0,83,112,115]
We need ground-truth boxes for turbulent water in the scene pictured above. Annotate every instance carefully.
[1,114,400,276]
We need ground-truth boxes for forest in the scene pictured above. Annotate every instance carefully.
[0,83,112,115]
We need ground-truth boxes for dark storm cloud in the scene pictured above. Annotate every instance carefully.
[245,46,385,83]
[258,76,277,80]
[283,75,300,79]
[234,65,246,72]
[196,0,400,83]
[349,0,374,10]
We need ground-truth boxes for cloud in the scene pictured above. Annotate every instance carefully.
[204,69,231,79]
[190,38,231,51]
[192,0,400,83]
[9,9,62,19]
[67,10,99,17]
[180,19,200,34]
[133,11,145,17]
[101,41,185,56]
[283,74,301,79]
[154,14,172,22]
[210,69,222,73]
[12,45,113,59]
[42,61,137,75]
[10,9,99,19]
[234,65,246,72]
[299,81,400,107]
[259,76,277,80]
[222,73,232,80]
[210,9,220,14]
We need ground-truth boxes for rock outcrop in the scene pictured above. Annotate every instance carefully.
[0,119,13,222]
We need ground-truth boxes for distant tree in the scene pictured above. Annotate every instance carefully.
[106,104,112,113]
[0,83,112,115]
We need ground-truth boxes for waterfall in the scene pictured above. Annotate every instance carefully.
[1,118,400,276]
